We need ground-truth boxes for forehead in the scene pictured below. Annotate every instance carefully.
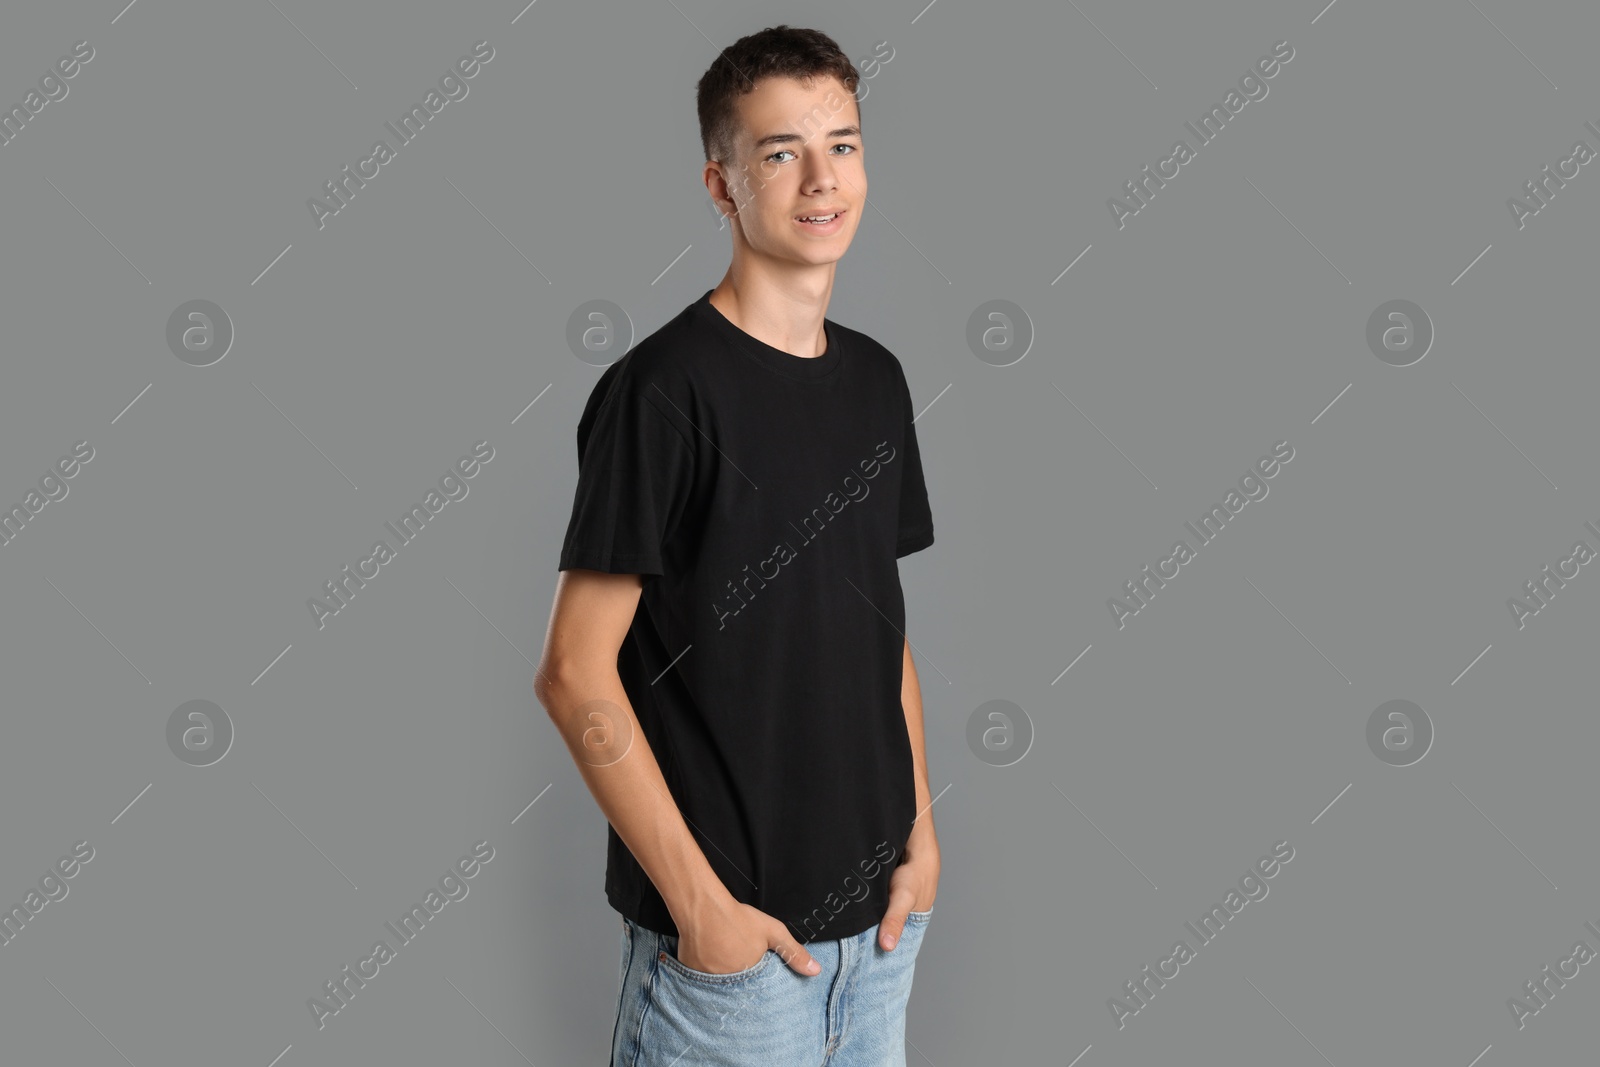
[731,75,860,151]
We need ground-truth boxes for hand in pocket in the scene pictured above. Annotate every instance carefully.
[676,899,823,976]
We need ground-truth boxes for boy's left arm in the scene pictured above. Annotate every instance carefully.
[881,635,941,950]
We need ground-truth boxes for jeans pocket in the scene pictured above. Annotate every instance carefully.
[657,942,777,987]
[896,910,932,957]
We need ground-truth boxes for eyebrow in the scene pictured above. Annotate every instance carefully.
[750,124,861,150]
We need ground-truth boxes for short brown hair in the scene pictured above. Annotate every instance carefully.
[696,25,860,166]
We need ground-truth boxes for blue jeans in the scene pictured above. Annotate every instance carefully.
[610,910,932,1066]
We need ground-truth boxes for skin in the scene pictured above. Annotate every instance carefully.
[704,73,864,359]
[535,73,939,979]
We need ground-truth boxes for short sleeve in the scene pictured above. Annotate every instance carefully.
[895,375,935,559]
[558,385,695,578]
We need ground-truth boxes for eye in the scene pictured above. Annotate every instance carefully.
[764,143,858,165]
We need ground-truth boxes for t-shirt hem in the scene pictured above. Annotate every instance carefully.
[782,897,892,944]
[558,546,665,576]
[609,887,677,937]
[608,890,889,945]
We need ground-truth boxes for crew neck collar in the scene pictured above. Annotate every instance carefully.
[694,289,843,382]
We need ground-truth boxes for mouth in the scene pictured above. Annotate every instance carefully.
[793,208,846,233]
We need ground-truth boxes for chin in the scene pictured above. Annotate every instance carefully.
[794,246,849,266]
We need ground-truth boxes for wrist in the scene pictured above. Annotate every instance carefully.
[904,820,940,863]
[666,881,738,931]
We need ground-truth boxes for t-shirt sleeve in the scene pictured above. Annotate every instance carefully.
[558,385,695,578]
[895,371,935,559]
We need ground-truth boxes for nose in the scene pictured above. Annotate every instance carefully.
[800,151,839,194]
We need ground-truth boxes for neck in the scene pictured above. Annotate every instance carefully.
[708,261,835,359]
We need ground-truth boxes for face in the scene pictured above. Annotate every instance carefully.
[710,75,866,266]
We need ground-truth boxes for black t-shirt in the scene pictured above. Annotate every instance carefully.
[557,288,935,944]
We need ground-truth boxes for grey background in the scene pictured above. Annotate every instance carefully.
[1,0,1596,1064]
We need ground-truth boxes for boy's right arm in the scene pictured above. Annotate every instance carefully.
[533,568,821,977]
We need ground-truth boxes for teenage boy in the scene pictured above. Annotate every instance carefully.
[535,25,939,1066]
